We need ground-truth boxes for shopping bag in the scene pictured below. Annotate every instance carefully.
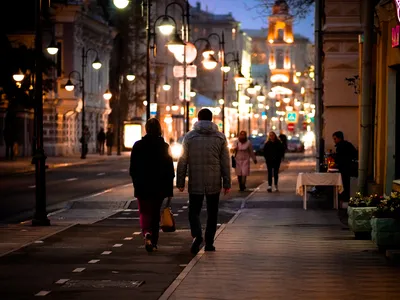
[160,203,176,232]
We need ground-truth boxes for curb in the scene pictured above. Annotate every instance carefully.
[0,155,130,178]
[158,183,264,300]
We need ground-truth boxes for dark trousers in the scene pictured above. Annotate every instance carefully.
[340,172,351,202]
[98,141,105,155]
[266,160,281,186]
[107,145,113,155]
[5,142,14,160]
[81,143,88,158]
[137,197,164,245]
[238,176,247,191]
[189,193,220,246]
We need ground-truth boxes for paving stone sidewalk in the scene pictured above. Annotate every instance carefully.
[161,162,400,300]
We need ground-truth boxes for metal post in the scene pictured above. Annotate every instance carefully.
[32,0,50,226]
[221,32,225,135]
[81,47,86,159]
[117,75,123,156]
[236,84,240,135]
[314,0,324,172]
[145,0,151,121]
[358,0,374,194]
[184,0,190,133]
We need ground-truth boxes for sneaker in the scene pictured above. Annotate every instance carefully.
[144,233,153,253]
[204,245,216,252]
[267,186,272,193]
[274,186,279,192]
[190,236,203,254]
[152,245,158,251]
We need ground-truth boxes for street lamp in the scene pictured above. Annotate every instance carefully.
[158,16,175,35]
[257,91,266,102]
[103,89,112,100]
[247,82,256,95]
[202,54,218,70]
[13,69,25,82]
[113,0,129,9]
[163,80,171,91]
[46,38,59,55]
[126,69,135,82]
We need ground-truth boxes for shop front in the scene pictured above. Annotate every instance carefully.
[374,1,400,194]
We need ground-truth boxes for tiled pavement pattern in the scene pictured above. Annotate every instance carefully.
[165,161,400,300]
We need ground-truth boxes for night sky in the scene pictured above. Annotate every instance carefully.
[189,0,315,42]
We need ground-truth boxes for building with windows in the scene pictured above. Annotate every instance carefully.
[0,0,114,157]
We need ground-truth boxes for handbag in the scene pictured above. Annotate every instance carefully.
[160,199,176,232]
[231,155,236,169]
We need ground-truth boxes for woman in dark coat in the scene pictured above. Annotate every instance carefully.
[263,131,285,193]
[129,118,175,252]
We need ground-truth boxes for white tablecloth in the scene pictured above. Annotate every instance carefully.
[296,173,343,196]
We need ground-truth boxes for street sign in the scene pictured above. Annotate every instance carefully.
[287,123,295,132]
[173,65,197,78]
[287,112,297,123]
[150,103,157,116]
[179,79,191,101]
[189,107,196,117]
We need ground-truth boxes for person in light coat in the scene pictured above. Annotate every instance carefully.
[177,108,231,254]
[232,131,257,191]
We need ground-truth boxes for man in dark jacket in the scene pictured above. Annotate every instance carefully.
[106,129,114,155]
[333,131,358,203]
[279,130,288,159]
[177,108,231,253]
[97,128,106,155]
[130,118,175,252]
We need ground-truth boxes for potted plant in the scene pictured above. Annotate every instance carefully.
[347,193,380,239]
[371,192,400,251]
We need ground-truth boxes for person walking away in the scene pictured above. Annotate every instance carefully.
[106,129,114,155]
[279,130,288,160]
[263,131,285,192]
[233,131,257,191]
[130,118,175,252]
[177,109,231,254]
[332,131,358,205]
[80,126,91,159]
[97,128,106,155]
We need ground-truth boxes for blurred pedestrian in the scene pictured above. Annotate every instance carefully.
[97,128,106,155]
[106,129,114,155]
[80,126,91,159]
[3,128,15,160]
[177,108,231,254]
[232,131,257,192]
[130,118,175,252]
[263,131,285,192]
[332,131,358,203]
[279,130,288,160]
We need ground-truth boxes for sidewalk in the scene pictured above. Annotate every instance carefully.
[161,162,400,300]
[0,152,130,177]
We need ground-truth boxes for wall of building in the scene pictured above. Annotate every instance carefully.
[374,1,400,194]
[323,0,362,151]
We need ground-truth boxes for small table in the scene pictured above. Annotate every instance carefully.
[296,173,343,210]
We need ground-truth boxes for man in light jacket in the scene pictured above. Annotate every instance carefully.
[177,108,231,254]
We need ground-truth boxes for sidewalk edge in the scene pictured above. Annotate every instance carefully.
[158,183,264,300]
[0,224,75,259]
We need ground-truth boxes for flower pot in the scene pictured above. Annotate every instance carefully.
[347,206,376,239]
[371,218,400,251]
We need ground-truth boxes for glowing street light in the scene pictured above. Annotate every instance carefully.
[46,39,59,55]
[113,0,130,9]
[65,79,75,91]
[13,69,25,82]
[158,16,175,35]
[202,54,218,70]
[103,89,112,100]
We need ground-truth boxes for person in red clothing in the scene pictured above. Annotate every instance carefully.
[129,118,175,252]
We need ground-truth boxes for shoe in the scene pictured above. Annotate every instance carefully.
[267,186,272,193]
[190,236,203,254]
[274,186,279,192]
[152,245,158,251]
[204,245,216,252]
[144,233,153,253]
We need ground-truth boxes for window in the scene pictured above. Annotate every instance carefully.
[277,29,284,41]
[276,49,284,69]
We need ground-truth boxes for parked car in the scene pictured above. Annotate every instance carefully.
[287,138,305,153]
[249,135,266,156]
